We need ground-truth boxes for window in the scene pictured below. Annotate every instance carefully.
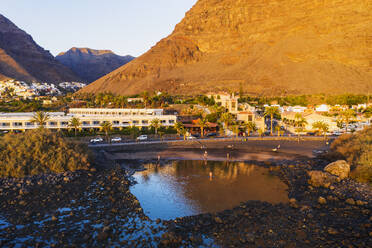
[122,122,130,125]
[93,121,100,125]
[160,120,166,124]
[248,115,253,122]
[142,120,148,124]
[113,121,120,125]
[169,120,175,124]
[13,122,23,126]
[132,120,139,124]
[82,121,90,125]
[26,122,35,126]
[60,122,68,126]
[1,123,10,127]
[49,122,57,126]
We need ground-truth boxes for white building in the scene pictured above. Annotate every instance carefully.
[0,108,177,131]
[315,104,330,112]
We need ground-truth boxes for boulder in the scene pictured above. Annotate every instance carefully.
[324,160,350,180]
[308,171,338,188]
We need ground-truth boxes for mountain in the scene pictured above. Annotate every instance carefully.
[80,0,372,96]
[56,48,134,83]
[0,14,81,83]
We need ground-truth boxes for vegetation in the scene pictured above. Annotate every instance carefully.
[196,118,209,137]
[30,111,50,128]
[69,117,81,136]
[0,129,91,178]
[312,121,329,139]
[264,106,280,135]
[245,122,257,136]
[330,126,372,185]
[100,121,113,143]
[150,118,161,134]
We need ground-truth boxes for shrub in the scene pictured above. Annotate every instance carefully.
[0,129,92,178]
[330,126,372,184]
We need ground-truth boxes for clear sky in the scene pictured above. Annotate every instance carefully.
[0,0,197,57]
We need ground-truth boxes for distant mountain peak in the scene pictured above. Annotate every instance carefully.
[56,47,134,83]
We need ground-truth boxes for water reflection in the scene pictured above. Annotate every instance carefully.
[130,161,288,220]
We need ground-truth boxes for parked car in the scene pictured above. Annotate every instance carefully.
[111,137,122,143]
[187,135,196,140]
[206,132,217,137]
[90,137,103,143]
[136,135,148,141]
[306,132,316,136]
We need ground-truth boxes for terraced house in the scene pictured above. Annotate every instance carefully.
[0,108,177,131]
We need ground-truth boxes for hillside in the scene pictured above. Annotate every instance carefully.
[0,14,81,83]
[56,48,134,83]
[80,0,372,96]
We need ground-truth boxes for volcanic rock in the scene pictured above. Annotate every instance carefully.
[324,160,350,180]
[56,48,134,83]
[0,14,81,83]
[80,0,372,96]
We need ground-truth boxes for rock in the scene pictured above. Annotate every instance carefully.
[308,171,337,188]
[324,160,350,180]
[328,227,339,235]
[345,198,355,205]
[318,197,327,205]
[51,216,57,221]
[214,217,223,224]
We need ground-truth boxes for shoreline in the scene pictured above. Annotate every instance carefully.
[0,140,371,247]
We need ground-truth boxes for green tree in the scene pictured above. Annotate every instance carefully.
[245,121,257,136]
[340,109,356,132]
[100,121,112,143]
[294,114,307,142]
[174,122,185,138]
[197,117,209,138]
[220,112,234,129]
[150,118,161,134]
[30,111,50,128]
[312,121,329,140]
[69,117,81,137]
[264,106,280,136]
[142,91,150,108]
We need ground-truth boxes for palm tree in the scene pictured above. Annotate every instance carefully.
[174,122,185,138]
[69,117,81,137]
[220,112,234,129]
[312,121,329,139]
[100,121,112,143]
[264,107,280,136]
[142,91,150,108]
[30,111,50,128]
[197,118,209,138]
[179,127,187,140]
[150,118,161,135]
[245,122,257,136]
[294,115,307,142]
[340,109,355,132]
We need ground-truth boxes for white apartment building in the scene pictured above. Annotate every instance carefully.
[0,108,177,131]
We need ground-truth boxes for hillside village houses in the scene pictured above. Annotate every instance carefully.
[0,108,177,131]
[0,80,86,99]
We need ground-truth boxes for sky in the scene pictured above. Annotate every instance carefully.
[0,0,197,57]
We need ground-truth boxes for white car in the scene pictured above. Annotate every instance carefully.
[111,137,122,143]
[136,135,148,141]
[90,137,103,143]
[187,135,196,140]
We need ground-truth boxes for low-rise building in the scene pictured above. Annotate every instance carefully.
[0,108,177,131]
[207,92,239,114]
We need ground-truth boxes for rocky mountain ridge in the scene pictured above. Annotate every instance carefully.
[80,0,372,96]
[0,14,81,83]
[56,47,134,83]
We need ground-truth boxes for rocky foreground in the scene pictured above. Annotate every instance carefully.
[0,158,371,247]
